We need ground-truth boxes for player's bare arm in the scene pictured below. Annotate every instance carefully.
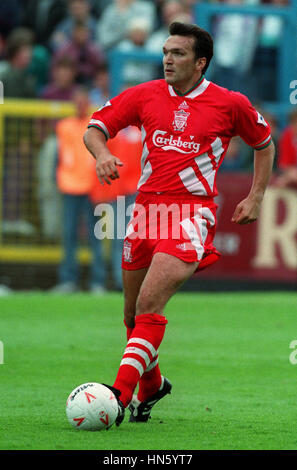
[83,127,123,185]
[231,141,275,225]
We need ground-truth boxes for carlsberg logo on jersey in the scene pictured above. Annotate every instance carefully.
[152,130,200,154]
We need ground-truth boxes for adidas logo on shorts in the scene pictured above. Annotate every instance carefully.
[176,243,187,251]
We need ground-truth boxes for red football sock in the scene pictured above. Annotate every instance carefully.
[124,318,162,401]
[137,354,162,403]
[113,313,167,407]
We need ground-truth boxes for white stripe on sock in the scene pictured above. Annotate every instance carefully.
[124,347,151,367]
[145,356,159,372]
[127,337,157,358]
[120,357,144,376]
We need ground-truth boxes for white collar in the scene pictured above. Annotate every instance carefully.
[168,78,210,99]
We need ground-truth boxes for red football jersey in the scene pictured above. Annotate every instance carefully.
[278,126,297,168]
[88,78,272,197]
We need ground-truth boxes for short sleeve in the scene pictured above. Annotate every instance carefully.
[231,91,272,150]
[87,85,143,140]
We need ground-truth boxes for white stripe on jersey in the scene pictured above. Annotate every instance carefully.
[137,160,152,189]
[140,141,149,170]
[211,137,224,161]
[89,119,110,139]
[179,137,225,195]
[141,125,147,143]
[138,127,152,189]
[178,166,208,196]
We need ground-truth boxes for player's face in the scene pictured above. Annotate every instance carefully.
[163,35,203,93]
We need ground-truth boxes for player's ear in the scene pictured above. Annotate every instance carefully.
[196,57,206,72]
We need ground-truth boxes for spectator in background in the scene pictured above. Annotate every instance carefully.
[0,36,6,74]
[40,56,77,100]
[219,136,251,172]
[50,0,97,51]
[89,126,142,290]
[117,17,156,87]
[146,0,190,53]
[52,19,105,86]
[181,0,195,21]
[274,110,297,189]
[96,0,157,52]
[37,132,63,241]
[89,63,110,107]
[88,0,110,19]
[27,41,51,94]
[212,0,258,97]
[21,0,67,47]
[37,57,78,243]
[252,0,286,102]
[0,27,36,98]
[51,87,107,294]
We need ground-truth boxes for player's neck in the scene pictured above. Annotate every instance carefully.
[172,74,204,97]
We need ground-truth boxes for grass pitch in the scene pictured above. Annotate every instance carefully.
[0,291,296,450]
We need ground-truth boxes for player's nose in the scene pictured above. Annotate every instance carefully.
[164,53,173,65]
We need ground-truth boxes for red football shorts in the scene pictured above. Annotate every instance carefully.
[121,192,221,272]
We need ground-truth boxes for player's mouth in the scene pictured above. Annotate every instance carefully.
[165,68,174,74]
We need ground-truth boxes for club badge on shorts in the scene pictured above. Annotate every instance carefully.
[123,240,133,263]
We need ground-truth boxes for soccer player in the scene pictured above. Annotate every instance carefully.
[83,22,275,426]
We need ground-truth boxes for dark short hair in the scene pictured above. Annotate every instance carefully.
[169,22,213,74]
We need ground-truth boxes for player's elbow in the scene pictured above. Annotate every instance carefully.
[84,126,108,146]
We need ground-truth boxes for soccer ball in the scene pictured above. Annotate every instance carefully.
[66,382,118,431]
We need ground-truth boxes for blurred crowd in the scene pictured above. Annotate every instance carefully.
[0,0,296,293]
[0,0,295,171]
[0,0,289,100]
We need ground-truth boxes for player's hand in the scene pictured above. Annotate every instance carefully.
[231,195,262,225]
[96,153,124,185]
